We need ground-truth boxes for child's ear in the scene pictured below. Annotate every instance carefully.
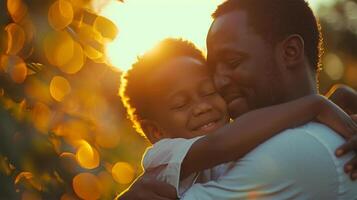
[141,119,164,143]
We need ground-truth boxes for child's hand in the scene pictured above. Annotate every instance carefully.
[316,98,357,139]
[317,100,357,180]
[336,114,357,180]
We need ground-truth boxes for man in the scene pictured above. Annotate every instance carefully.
[119,0,357,199]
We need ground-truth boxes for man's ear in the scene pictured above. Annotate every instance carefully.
[279,34,305,69]
[140,119,164,143]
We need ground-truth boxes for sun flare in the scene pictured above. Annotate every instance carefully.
[100,0,222,71]
[100,0,330,71]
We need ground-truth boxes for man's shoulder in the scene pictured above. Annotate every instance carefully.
[244,122,345,159]
[227,122,355,199]
[281,121,345,150]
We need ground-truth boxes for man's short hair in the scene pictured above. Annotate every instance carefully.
[119,38,206,137]
[212,0,323,72]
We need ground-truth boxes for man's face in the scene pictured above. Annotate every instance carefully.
[146,56,229,139]
[207,11,285,118]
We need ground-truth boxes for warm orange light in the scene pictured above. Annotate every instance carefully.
[44,30,85,74]
[93,16,118,42]
[44,31,74,67]
[1,55,27,83]
[76,140,100,169]
[19,18,36,43]
[98,171,114,195]
[21,191,42,200]
[31,102,52,133]
[0,88,4,97]
[15,172,42,192]
[54,120,90,143]
[247,191,261,199]
[95,128,120,149]
[24,77,52,104]
[83,44,103,60]
[60,193,78,200]
[7,0,28,23]
[0,156,13,175]
[57,41,85,74]
[48,0,74,30]
[100,0,221,71]
[59,152,78,174]
[50,76,71,102]
[15,171,33,184]
[0,55,7,71]
[77,24,104,61]
[323,53,345,80]
[111,162,135,184]
[9,57,27,84]
[72,173,101,200]
[5,23,26,55]
[345,64,357,87]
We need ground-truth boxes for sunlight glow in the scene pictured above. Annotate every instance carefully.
[100,0,222,71]
[100,0,331,71]
[307,0,335,11]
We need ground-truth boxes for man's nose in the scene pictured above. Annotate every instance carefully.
[214,64,233,92]
[193,101,213,116]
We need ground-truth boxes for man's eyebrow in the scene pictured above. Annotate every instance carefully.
[216,48,246,59]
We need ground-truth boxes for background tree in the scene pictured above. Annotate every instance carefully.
[0,0,356,199]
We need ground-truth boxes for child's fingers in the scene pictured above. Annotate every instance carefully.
[352,170,357,181]
[344,157,357,174]
[351,114,357,122]
[336,135,357,157]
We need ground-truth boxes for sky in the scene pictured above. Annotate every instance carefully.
[99,0,336,71]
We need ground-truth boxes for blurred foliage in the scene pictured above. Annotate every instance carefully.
[318,0,357,92]
[0,0,147,199]
[0,0,356,199]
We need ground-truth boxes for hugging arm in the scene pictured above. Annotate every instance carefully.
[326,84,357,179]
[181,94,357,179]
[181,126,357,200]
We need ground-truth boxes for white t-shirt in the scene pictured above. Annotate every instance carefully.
[142,136,205,197]
[143,122,357,199]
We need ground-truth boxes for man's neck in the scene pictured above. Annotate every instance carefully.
[283,66,318,102]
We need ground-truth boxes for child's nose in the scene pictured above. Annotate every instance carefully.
[193,101,213,116]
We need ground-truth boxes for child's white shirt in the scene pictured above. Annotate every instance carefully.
[142,136,233,198]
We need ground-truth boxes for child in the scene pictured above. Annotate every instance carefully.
[119,38,356,198]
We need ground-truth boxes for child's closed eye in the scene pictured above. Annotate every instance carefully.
[203,90,218,96]
[170,100,189,110]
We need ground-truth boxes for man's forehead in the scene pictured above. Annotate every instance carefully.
[208,11,250,46]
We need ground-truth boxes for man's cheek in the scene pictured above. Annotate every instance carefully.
[227,97,250,118]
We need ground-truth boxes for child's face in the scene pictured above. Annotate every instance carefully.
[145,56,230,139]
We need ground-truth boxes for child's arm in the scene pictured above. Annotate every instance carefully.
[181,94,357,179]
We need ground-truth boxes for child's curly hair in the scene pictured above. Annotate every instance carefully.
[119,38,206,139]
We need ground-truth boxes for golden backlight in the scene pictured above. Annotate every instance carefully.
[100,0,222,71]
[100,0,327,72]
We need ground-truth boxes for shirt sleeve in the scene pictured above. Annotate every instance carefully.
[142,136,203,197]
[182,124,354,200]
